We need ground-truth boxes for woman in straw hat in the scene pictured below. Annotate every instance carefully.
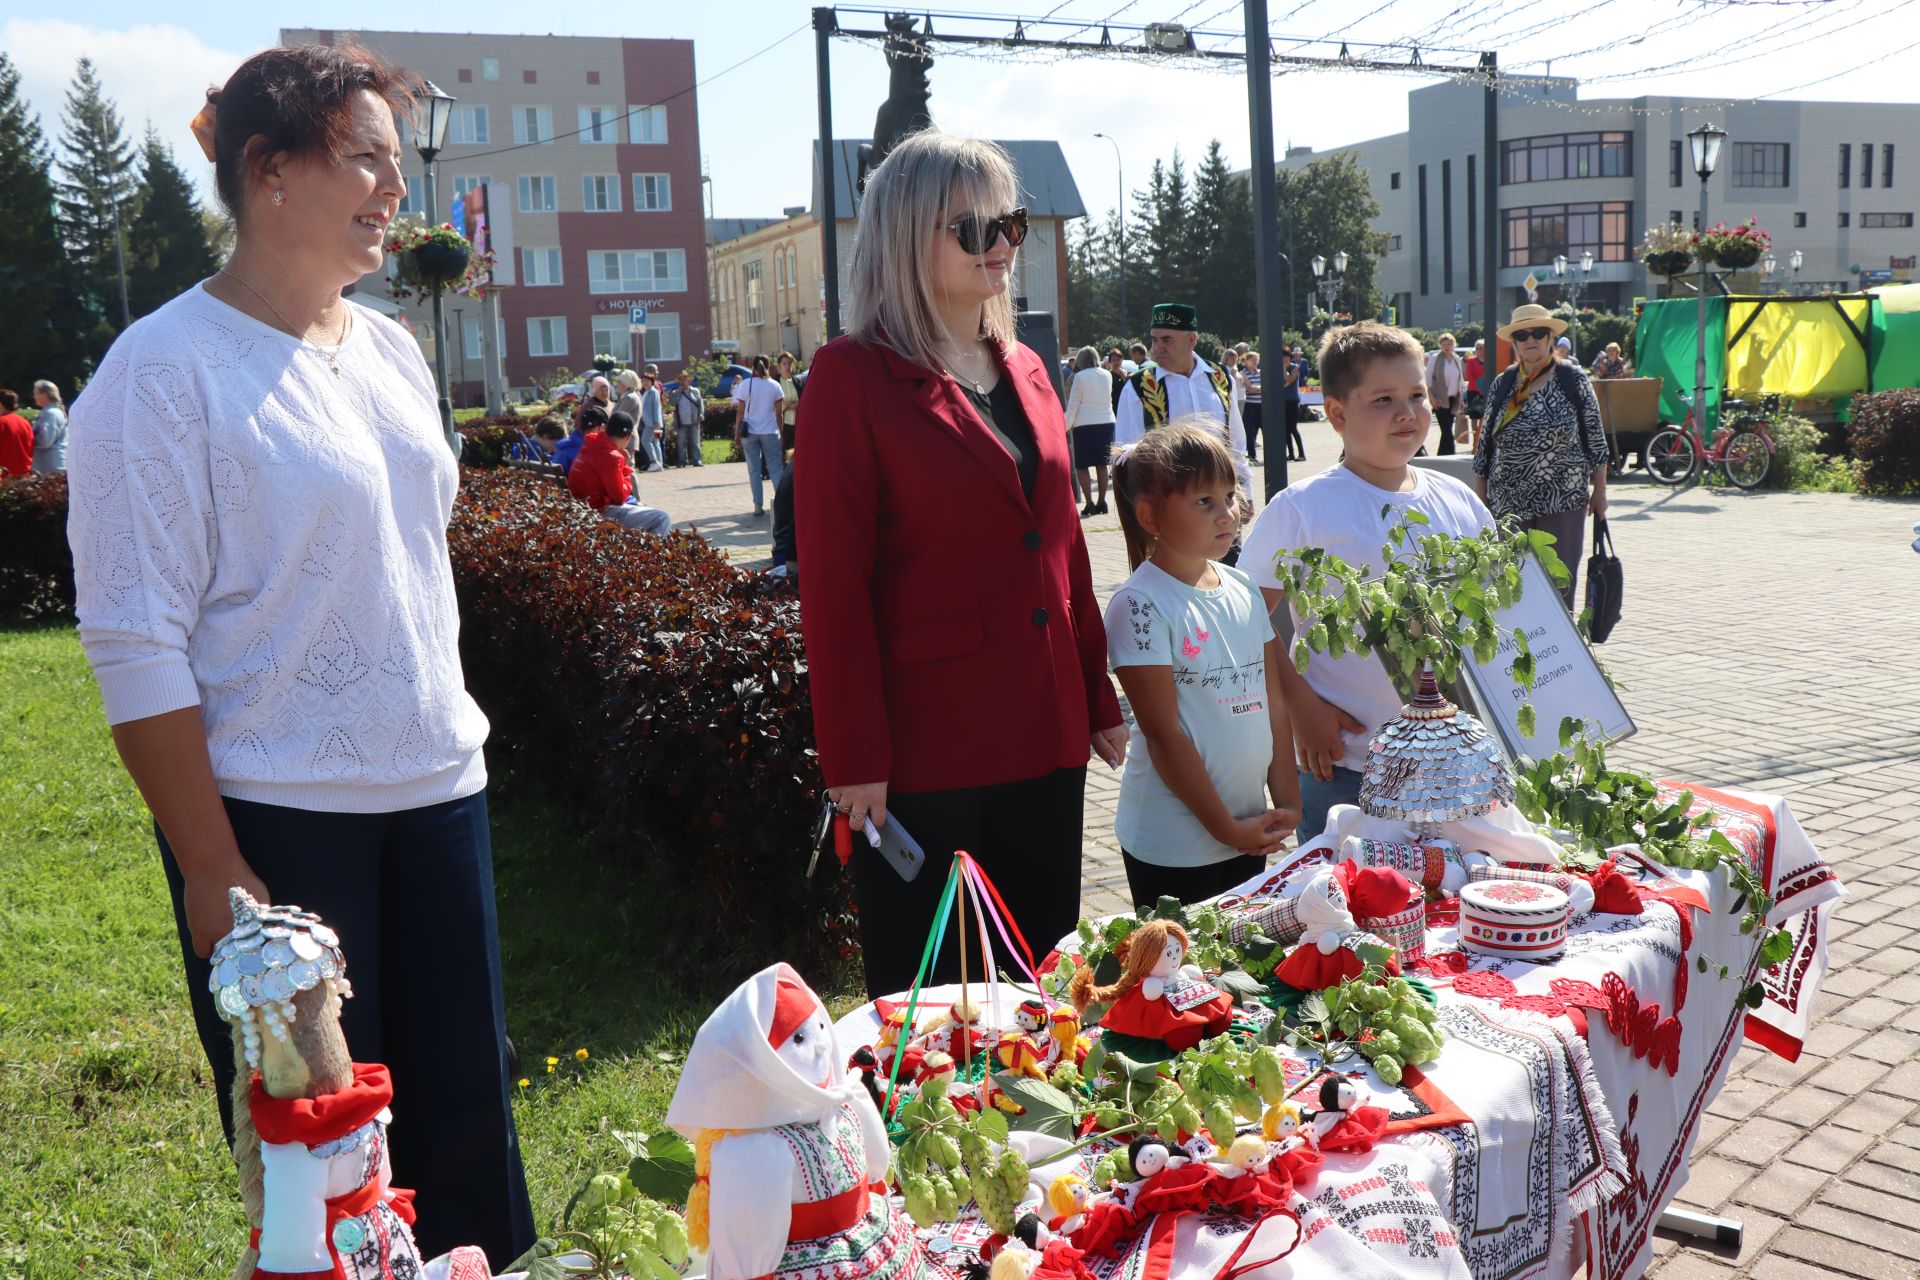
[1472,304,1610,607]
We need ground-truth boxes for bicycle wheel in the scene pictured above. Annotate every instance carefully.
[1722,428,1772,489]
[1646,429,1696,485]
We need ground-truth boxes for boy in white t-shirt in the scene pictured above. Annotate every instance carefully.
[1239,322,1493,845]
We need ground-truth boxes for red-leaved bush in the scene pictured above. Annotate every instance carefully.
[0,471,74,620]
[1847,388,1920,496]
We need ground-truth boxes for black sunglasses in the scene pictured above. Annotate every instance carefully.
[944,207,1029,255]
[1512,326,1555,342]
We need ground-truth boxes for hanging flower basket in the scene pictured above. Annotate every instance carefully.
[383,219,494,299]
[410,240,471,283]
[1694,218,1772,269]
[591,353,619,375]
[1644,250,1694,277]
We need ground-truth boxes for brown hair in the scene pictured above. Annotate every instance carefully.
[1109,421,1238,570]
[207,43,420,221]
[535,415,567,440]
[0,390,16,412]
[1315,321,1424,402]
[1068,919,1191,1013]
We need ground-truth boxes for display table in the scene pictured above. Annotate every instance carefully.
[832,785,1841,1280]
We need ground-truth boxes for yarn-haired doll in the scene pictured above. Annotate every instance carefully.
[209,889,490,1280]
[1068,920,1234,1053]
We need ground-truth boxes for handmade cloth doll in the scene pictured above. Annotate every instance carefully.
[210,890,491,1280]
[1042,1008,1090,1075]
[1306,802,1565,868]
[667,963,927,1280]
[1044,1175,1089,1235]
[1271,863,1410,991]
[1301,1076,1390,1154]
[987,1216,1097,1280]
[913,996,988,1065]
[1068,921,1234,1053]
[874,1008,926,1082]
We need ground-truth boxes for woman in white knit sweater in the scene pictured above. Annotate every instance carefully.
[1062,344,1116,516]
[63,43,532,1266]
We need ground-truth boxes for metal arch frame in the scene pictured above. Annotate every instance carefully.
[812,6,1504,493]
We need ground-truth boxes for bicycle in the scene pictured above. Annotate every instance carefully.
[1645,391,1776,489]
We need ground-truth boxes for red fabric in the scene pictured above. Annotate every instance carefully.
[1464,355,1486,389]
[1097,984,1234,1052]
[769,972,815,1048]
[1065,1196,1137,1259]
[1335,863,1414,920]
[1032,1238,1099,1280]
[1314,1104,1390,1152]
[1272,942,1365,992]
[794,335,1123,791]
[787,1181,871,1240]
[1131,1162,1218,1219]
[0,413,31,476]
[1584,860,1645,915]
[249,1063,394,1146]
[566,430,633,511]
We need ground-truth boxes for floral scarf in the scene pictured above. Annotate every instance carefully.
[1492,359,1555,440]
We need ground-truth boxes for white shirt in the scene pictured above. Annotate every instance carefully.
[1114,357,1256,516]
[66,283,489,812]
[1239,464,1492,773]
[731,376,784,435]
[1426,349,1464,401]
[1105,560,1276,867]
[1063,366,1115,428]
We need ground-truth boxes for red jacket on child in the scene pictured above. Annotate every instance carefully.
[567,430,633,511]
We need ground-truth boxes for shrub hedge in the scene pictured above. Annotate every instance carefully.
[0,466,855,975]
[1848,388,1920,497]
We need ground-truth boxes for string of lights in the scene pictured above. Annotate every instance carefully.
[1575,0,1908,82]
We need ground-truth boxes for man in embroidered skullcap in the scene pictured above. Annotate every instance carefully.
[1114,302,1257,545]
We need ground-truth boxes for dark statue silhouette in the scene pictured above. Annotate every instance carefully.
[855,13,933,195]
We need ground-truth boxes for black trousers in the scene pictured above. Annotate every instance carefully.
[855,767,1088,997]
[1435,405,1457,455]
[1242,400,1262,462]
[1121,850,1266,912]
[1284,400,1305,461]
[158,792,536,1266]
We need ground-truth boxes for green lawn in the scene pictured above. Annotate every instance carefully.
[0,625,770,1275]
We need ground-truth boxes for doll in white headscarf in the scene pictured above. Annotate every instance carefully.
[667,963,929,1280]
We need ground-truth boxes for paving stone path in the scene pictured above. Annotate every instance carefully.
[625,413,1920,1277]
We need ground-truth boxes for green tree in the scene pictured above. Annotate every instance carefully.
[1276,152,1383,326]
[127,128,216,318]
[1129,155,1197,325]
[1188,140,1253,343]
[1065,210,1127,348]
[54,56,138,343]
[0,53,93,394]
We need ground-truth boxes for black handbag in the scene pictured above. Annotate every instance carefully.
[1585,514,1623,643]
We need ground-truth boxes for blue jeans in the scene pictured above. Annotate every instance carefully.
[675,422,702,466]
[743,432,785,511]
[639,426,664,469]
[1297,765,1365,846]
[157,790,535,1265]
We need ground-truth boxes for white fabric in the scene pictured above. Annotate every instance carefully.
[1426,349,1464,402]
[1063,367,1115,428]
[257,1139,334,1273]
[1113,358,1256,516]
[732,376,784,435]
[707,1130,798,1280]
[65,283,488,813]
[1238,465,1491,773]
[1105,561,1276,867]
[665,962,851,1133]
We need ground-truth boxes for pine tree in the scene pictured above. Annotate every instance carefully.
[128,128,216,318]
[1188,140,1254,344]
[0,53,93,394]
[54,56,138,341]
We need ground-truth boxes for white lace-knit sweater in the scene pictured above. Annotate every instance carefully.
[66,283,489,813]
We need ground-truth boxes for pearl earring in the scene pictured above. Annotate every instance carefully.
[271,189,286,206]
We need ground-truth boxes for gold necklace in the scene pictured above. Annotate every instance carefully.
[219,268,347,376]
[941,341,991,394]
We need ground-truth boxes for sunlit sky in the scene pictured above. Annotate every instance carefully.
[7,0,1915,223]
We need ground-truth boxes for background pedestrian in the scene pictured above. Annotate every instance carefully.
[31,380,67,473]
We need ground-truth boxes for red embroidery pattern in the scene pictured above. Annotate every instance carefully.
[1600,973,1682,1075]
[1409,948,1470,980]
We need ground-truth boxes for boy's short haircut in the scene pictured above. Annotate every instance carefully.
[1315,321,1425,402]
[535,415,567,440]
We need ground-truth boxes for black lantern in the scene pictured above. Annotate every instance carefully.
[413,80,455,164]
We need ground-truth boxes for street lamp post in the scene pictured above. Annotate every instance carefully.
[1790,248,1805,295]
[1760,253,1778,295]
[1094,132,1127,331]
[1311,251,1348,322]
[1687,123,1727,438]
[412,80,457,453]
[1552,249,1595,357]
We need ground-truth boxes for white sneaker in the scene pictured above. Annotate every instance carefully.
[645,463,664,472]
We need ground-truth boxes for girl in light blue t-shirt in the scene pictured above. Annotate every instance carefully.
[1103,421,1301,910]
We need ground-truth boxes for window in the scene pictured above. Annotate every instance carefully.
[482,58,500,81]
[1794,211,1807,228]
[1390,172,1401,190]
[745,261,765,326]
[1669,209,1683,226]
[1417,164,1429,296]
[775,251,787,289]
[397,175,423,216]
[521,247,563,286]
[1671,140,1683,188]
[588,249,689,294]
[512,106,553,145]
[1502,132,1632,184]
[590,315,632,363]
[642,312,681,362]
[1840,143,1851,189]
[1864,141,1874,188]
[447,105,488,145]
[1731,142,1790,188]
[523,70,537,85]
[517,175,556,213]
[1885,144,1896,186]
[582,175,621,212]
[627,104,668,143]
[1466,153,1477,290]
[1862,212,1914,228]
[526,316,567,358]
[1839,212,1851,228]
[1379,234,1403,252]
[633,173,672,211]
[1503,200,1634,268]
[463,313,505,361]
[451,175,492,202]
[788,248,799,293]
[1441,158,1453,294]
[578,106,619,144]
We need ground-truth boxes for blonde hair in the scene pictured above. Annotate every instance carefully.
[33,379,62,405]
[616,368,641,395]
[1108,422,1239,570]
[1315,321,1424,402]
[1069,919,1191,1013]
[847,131,1019,373]
[1047,1173,1087,1218]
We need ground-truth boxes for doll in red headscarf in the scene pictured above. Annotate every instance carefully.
[1068,920,1234,1053]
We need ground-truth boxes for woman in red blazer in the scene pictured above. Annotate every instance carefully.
[797,132,1127,995]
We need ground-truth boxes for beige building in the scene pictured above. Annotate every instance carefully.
[709,209,827,359]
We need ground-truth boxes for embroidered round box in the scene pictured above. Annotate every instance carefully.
[1357,889,1428,966]
[1459,880,1570,961]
